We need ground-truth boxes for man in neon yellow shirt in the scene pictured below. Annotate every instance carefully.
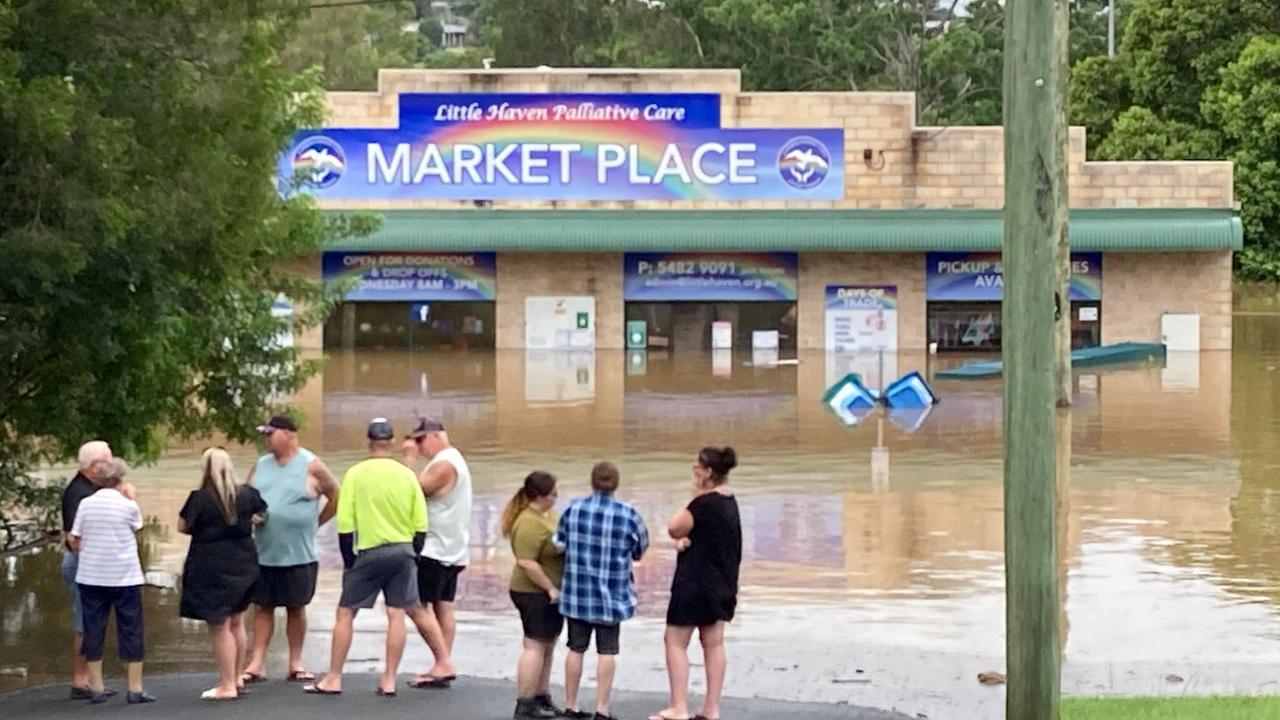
[304,418,427,698]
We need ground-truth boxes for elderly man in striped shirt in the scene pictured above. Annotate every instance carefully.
[554,461,650,720]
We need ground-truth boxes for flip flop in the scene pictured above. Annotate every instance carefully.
[240,671,267,685]
[302,684,341,696]
[407,676,454,689]
[376,688,397,698]
[200,689,240,702]
[648,714,691,720]
[287,670,317,683]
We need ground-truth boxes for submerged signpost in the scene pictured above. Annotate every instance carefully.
[1002,0,1068,717]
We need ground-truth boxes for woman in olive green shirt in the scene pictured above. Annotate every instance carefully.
[502,471,563,720]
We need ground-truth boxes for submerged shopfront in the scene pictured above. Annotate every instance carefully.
[284,69,1240,354]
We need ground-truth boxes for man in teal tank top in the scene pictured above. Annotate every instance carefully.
[241,416,340,685]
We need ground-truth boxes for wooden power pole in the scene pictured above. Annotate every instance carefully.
[1002,0,1068,716]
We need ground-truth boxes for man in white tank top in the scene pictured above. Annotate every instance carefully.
[402,417,471,688]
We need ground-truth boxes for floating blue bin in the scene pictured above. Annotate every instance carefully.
[882,371,938,409]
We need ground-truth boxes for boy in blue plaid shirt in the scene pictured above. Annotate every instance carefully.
[554,462,649,720]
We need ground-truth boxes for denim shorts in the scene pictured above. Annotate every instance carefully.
[61,552,84,634]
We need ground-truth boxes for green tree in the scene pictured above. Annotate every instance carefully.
[0,0,362,533]
[1203,36,1280,278]
[283,1,424,90]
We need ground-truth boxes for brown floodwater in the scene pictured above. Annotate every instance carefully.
[4,287,1280,719]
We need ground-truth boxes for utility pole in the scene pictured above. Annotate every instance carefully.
[1002,0,1068,717]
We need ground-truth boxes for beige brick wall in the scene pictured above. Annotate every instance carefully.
[494,252,624,349]
[796,253,927,350]
[1101,251,1233,351]
[318,69,1234,211]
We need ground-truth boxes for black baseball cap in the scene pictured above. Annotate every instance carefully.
[256,415,298,433]
[407,417,446,439]
[367,417,395,441]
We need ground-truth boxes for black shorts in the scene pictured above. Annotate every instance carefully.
[340,543,419,609]
[418,556,465,604]
[510,590,563,642]
[254,562,319,609]
[566,617,620,655]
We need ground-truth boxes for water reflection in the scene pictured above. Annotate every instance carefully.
[4,312,1280,712]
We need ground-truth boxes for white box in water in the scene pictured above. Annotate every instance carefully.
[752,330,779,349]
[1161,313,1200,352]
[711,321,733,349]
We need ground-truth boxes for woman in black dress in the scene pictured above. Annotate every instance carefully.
[179,448,267,701]
[649,447,743,720]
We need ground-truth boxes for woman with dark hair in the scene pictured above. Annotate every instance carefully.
[502,471,564,720]
[649,447,743,720]
[179,448,268,701]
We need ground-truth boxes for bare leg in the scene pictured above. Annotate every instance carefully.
[230,614,249,687]
[244,605,274,678]
[595,654,616,717]
[87,661,105,694]
[516,638,546,698]
[313,607,355,692]
[698,623,727,720]
[72,633,89,688]
[658,625,695,718]
[125,662,143,694]
[409,605,456,679]
[207,619,238,697]
[285,606,308,675]
[564,650,585,712]
[537,641,554,697]
[435,602,457,654]
[382,607,408,693]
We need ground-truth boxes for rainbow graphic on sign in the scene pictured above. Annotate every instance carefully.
[323,252,496,301]
[926,252,1102,301]
[623,252,798,301]
[278,93,844,202]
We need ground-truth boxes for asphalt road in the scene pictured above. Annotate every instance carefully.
[5,673,915,720]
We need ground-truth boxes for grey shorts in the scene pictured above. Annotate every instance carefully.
[339,543,419,609]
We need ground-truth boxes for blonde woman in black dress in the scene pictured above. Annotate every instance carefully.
[179,448,267,701]
[649,447,743,720]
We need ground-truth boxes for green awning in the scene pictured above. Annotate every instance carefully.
[325,208,1242,252]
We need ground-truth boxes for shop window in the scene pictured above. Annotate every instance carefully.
[928,302,1101,352]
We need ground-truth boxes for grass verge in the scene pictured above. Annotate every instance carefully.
[1062,696,1280,720]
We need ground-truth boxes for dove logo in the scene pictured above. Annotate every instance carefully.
[291,136,346,189]
[777,136,832,190]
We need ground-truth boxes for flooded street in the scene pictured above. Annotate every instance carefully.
[5,295,1280,719]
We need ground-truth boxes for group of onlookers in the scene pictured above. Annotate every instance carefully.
[502,449,741,720]
[59,418,742,720]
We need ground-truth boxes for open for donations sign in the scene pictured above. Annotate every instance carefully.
[825,285,898,352]
[323,252,496,301]
[279,93,843,201]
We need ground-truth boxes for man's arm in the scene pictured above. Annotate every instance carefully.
[310,458,340,526]
[632,511,651,560]
[418,460,457,499]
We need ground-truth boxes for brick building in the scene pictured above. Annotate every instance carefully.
[290,68,1238,354]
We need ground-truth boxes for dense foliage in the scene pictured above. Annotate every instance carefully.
[0,0,366,535]
[311,0,1278,275]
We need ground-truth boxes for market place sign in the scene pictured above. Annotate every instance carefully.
[278,93,844,201]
